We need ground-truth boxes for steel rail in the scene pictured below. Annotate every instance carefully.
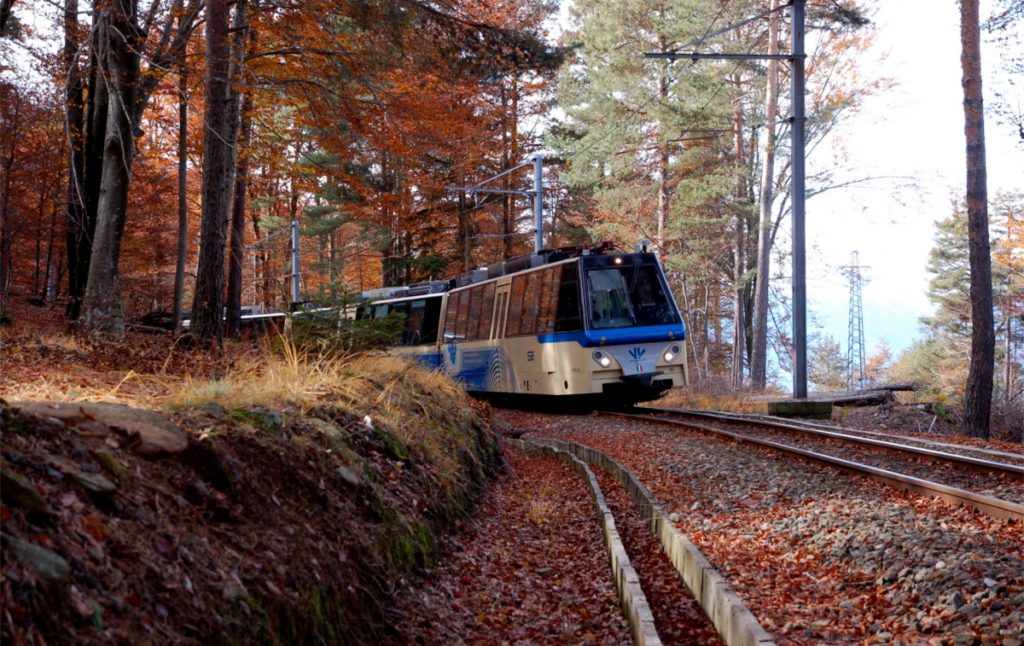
[612,412,1024,522]
[658,407,1024,462]
[688,411,1024,462]
[641,407,1024,479]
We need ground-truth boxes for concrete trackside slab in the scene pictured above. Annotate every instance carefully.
[535,439,776,646]
[509,439,662,646]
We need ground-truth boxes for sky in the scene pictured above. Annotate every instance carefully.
[802,0,1023,362]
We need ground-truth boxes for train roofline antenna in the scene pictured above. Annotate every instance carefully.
[446,154,545,254]
[643,0,808,399]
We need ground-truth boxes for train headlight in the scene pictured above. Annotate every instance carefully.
[663,344,681,363]
[592,350,612,368]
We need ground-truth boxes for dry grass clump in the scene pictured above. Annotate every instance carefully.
[168,338,361,411]
[169,339,489,485]
[658,378,778,413]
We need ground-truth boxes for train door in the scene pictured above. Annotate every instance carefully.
[490,283,510,340]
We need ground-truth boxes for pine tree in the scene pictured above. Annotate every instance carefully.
[959,0,995,438]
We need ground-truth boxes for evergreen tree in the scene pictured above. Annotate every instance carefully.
[809,335,847,391]
[959,0,995,437]
[915,197,1017,403]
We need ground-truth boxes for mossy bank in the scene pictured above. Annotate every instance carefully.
[0,357,501,644]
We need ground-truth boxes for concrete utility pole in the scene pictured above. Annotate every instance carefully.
[446,154,546,255]
[645,0,808,397]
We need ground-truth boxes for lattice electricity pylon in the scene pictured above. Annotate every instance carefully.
[841,251,870,390]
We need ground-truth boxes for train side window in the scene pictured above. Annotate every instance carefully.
[454,290,470,339]
[537,265,561,333]
[467,286,483,341]
[491,290,507,339]
[555,263,582,332]
[443,291,462,341]
[520,271,542,335]
[477,283,495,340]
[402,298,440,346]
[421,296,441,343]
[507,276,526,336]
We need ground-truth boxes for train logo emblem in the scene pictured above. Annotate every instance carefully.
[447,344,459,370]
[628,347,646,372]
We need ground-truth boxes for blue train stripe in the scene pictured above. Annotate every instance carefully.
[535,324,685,347]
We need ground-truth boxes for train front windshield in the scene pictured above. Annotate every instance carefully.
[586,259,680,329]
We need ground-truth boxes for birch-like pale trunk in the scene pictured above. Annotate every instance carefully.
[750,0,782,389]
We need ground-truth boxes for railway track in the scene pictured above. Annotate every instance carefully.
[659,407,1024,465]
[610,407,1024,522]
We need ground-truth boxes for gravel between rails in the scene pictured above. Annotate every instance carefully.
[500,410,1024,646]
[385,444,631,644]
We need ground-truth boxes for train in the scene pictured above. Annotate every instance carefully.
[357,242,689,408]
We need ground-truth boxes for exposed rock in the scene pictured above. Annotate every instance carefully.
[337,465,361,489]
[1,469,53,518]
[14,401,188,457]
[45,455,117,494]
[3,534,69,583]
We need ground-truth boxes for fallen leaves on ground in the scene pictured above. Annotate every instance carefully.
[384,445,631,644]
[498,409,1024,646]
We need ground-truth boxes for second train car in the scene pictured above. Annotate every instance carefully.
[357,243,688,408]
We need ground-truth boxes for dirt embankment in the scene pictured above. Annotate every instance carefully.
[1,394,500,644]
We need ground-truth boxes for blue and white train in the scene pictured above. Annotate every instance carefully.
[357,243,689,408]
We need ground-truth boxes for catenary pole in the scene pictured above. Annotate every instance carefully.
[791,0,807,398]
[533,155,544,252]
[446,156,546,255]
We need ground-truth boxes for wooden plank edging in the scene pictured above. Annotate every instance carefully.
[507,439,662,646]
[530,439,776,646]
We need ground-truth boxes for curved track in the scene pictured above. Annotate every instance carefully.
[609,408,1024,522]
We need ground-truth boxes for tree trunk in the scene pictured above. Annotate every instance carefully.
[63,0,94,321]
[458,188,470,272]
[33,189,45,294]
[656,60,669,252]
[191,0,232,342]
[0,167,10,318]
[960,0,995,438]
[1004,275,1012,405]
[226,90,254,337]
[500,82,514,260]
[0,0,13,35]
[750,0,782,390]
[732,75,747,387]
[43,199,59,301]
[172,55,188,329]
[81,4,141,335]
[225,0,252,337]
